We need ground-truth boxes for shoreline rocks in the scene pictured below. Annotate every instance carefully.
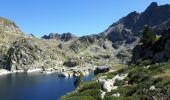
[26,68,42,73]
[0,69,10,75]
[58,72,69,77]
[0,64,97,78]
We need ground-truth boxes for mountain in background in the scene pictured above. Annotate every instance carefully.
[0,2,170,71]
[42,32,77,41]
[43,2,170,64]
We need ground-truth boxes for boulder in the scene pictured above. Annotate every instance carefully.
[112,93,120,97]
[58,72,69,78]
[27,68,42,73]
[63,60,79,67]
[98,73,128,92]
[0,69,10,75]
[131,45,143,63]
[94,66,110,75]
[68,72,73,77]
[153,51,166,63]
[102,80,114,92]
[164,40,170,58]
[73,71,80,77]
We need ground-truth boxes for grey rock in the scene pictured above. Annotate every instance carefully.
[94,66,110,75]
[131,28,170,64]
[42,32,77,41]
[153,52,165,63]
[164,40,170,58]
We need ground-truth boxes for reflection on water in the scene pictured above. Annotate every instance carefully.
[0,72,94,100]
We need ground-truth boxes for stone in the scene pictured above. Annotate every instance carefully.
[58,72,69,77]
[164,40,170,58]
[94,66,110,75]
[26,68,42,73]
[99,73,128,92]
[153,52,165,63]
[112,93,120,97]
[100,89,106,99]
[0,69,10,75]
[149,85,156,90]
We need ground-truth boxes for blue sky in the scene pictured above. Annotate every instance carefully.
[0,0,169,37]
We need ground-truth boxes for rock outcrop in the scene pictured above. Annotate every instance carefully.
[94,66,110,75]
[42,32,77,41]
[98,73,128,92]
[131,28,170,64]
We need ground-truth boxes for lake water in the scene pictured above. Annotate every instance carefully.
[0,72,94,100]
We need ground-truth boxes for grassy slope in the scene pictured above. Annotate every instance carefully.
[60,60,170,100]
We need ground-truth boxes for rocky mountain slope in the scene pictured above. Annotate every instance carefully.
[60,26,170,100]
[59,2,170,99]
[0,2,170,72]
[43,2,170,65]
[0,17,65,71]
[132,28,170,64]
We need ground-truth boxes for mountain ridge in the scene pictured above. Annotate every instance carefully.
[0,2,170,71]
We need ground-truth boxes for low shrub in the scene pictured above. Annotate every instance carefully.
[60,96,95,100]
[77,81,101,93]
[79,89,102,100]
[104,96,127,100]
[114,79,124,86]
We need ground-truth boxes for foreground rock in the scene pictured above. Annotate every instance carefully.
[98,73,128,92]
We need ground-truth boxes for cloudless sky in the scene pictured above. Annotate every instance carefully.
[0,0,169,37]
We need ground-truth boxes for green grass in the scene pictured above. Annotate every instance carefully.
[59,81,102,100]
[77,81,101,92]
[60,59,170,100]
[60,96,95,100]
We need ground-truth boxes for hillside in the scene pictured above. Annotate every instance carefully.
[0,2,169,74]
[59,27,170,100]
[0,17,65,71]
[43,2,170,65]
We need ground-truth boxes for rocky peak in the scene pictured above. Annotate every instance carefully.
[120,11,140,29]
[60,32,76,41]
[134,2,170,33]
[145,2,158,12]
[42,32,77,41]
[103,2,170,42]
[42,33,60,39]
